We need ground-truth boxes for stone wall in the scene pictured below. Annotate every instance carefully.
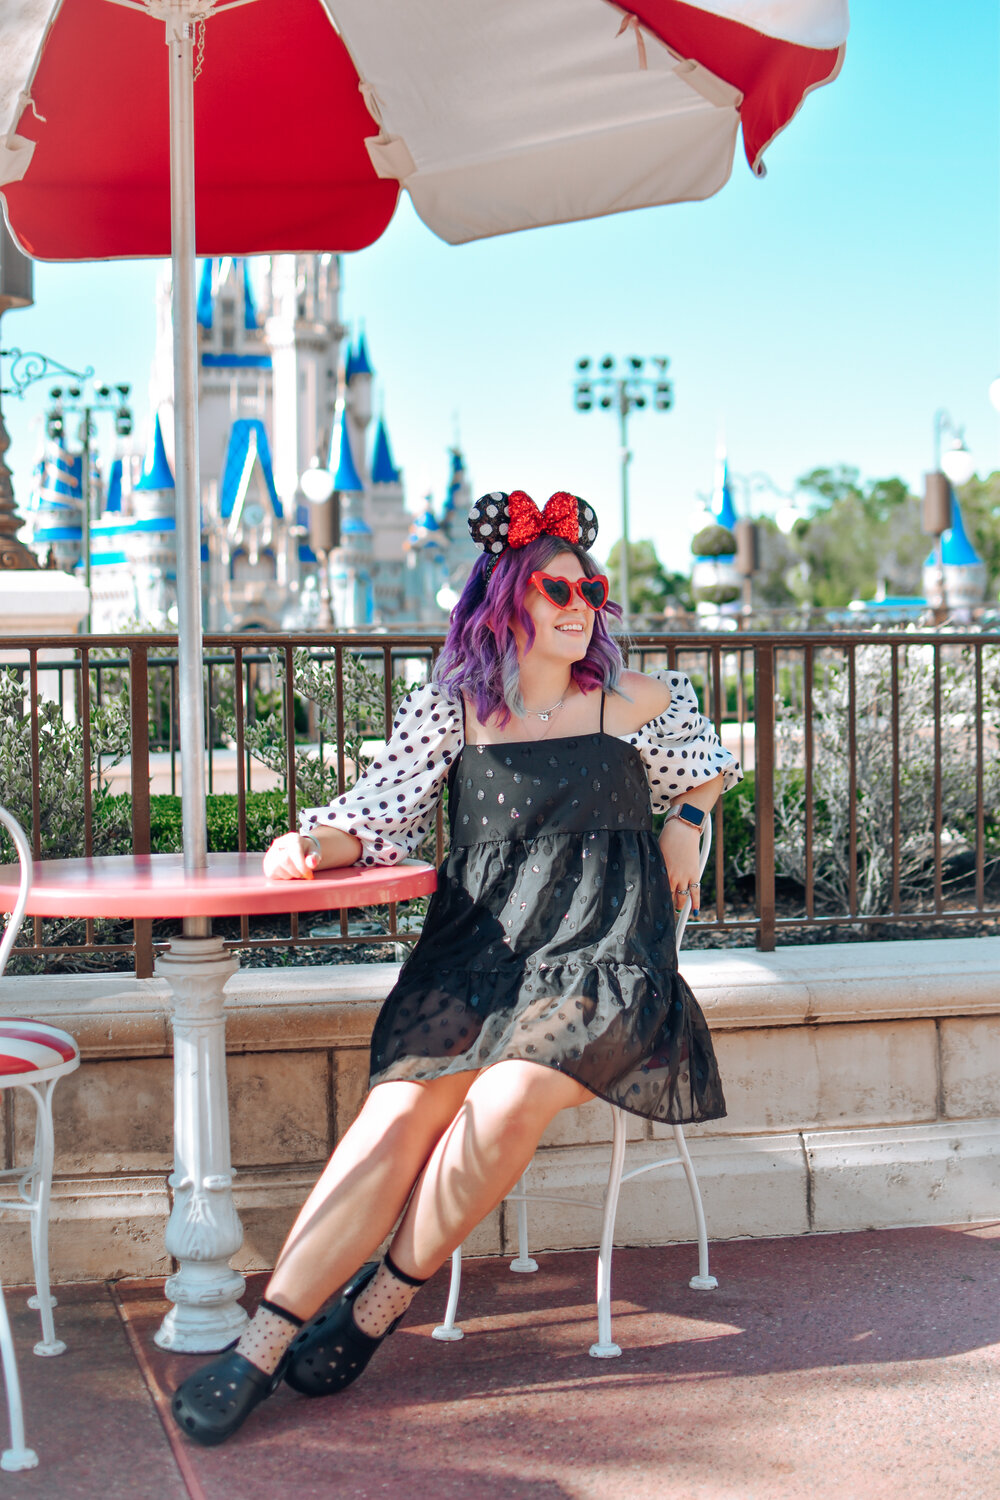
[1,937,998,1285]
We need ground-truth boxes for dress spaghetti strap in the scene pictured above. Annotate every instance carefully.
[600,691,606,732]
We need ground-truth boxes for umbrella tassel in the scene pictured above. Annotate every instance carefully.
[616,14,648,71]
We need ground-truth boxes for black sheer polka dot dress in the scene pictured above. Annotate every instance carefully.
[301,671,742,1125]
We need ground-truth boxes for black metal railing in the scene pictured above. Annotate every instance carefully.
[2,629,997,974]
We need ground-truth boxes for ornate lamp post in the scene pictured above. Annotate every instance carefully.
[300,457,338,629]
[573,355,673,630]
[924,409,975,620]
[0,221,76,572]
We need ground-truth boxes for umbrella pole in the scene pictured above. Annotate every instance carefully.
[167,10,208,892]
[154,8,247,1354]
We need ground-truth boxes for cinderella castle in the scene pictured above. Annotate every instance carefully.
[22,255,479,630]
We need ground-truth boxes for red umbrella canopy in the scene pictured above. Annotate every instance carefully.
[1,0,847,260]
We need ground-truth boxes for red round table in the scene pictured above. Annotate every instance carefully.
[0,853,436,1353]
[0,852,436,918]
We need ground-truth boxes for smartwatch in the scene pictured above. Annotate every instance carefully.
[667,803,706,832]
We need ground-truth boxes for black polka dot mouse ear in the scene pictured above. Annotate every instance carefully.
[576,497,599,549]
[468,491,511,565]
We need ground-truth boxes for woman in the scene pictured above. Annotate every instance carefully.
[172,489,741,1446]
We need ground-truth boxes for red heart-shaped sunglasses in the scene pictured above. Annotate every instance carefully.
[530,571,610,611]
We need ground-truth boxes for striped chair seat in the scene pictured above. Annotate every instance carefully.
[0,1020,79,1080]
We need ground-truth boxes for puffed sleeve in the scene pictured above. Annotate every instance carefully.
[624,669,742,812]
[298,683,463,866]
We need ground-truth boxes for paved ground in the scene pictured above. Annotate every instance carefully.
[5,1223,999,1500]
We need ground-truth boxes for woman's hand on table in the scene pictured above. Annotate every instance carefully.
[262,827,363,881]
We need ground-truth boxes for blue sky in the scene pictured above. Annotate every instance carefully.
[3,1,998,572]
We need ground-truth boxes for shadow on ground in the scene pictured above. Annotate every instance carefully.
[6,1223,1000,1500]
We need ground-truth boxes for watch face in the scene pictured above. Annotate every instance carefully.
[679,804,705,826]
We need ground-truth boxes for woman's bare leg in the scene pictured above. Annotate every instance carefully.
[265,1070,475,1320]
[388,1061,592,1279]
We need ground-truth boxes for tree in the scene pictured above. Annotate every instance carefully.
[953,471,1000,597]
[605,538,690,615]
[784,467,927,608]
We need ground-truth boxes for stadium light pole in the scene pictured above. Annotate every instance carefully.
[573,355,673,631]
[44,381,134,630]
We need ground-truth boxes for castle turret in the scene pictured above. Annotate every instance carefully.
[691,445,740,616]
[371,416,399,486]
[345,332,374,432]
[923,488,986,616]
[440,446,477,596]
[127,411,177,628]
[217,417,283,628]
[403,499,449,622]
[25,446,84,571]
[87,412,176,629]
[329,412,373,626]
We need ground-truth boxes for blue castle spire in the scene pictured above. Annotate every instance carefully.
[926,488,983,568]
[713,458,738,531]
[242,261,258,331]
[332,415,364,494]
[442,448,464,514]
[135,412,175,492]
[371,418,400,484]
[105,457,123,513]
[345,332,374,381]
[196,259,215,330]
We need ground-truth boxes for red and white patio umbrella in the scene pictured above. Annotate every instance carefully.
[3,0,847,257]
[0,0,848,868]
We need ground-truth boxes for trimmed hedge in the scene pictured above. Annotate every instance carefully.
[93,791,291,855]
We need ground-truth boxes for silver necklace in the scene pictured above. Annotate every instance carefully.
[523,696,565,722]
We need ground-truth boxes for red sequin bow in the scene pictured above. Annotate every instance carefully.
[507,491,580,550]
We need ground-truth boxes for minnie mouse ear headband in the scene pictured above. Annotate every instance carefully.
[468,490,599,579]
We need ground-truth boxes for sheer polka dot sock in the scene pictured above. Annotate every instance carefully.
[351,1251,428,1339]
[234,1298,303,1377]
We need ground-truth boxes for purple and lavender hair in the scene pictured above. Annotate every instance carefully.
[433,534,624,726]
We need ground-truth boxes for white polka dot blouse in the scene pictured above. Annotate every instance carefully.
[299,670,743,867]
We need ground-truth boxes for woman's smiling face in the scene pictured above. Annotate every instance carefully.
[513,549,595,663]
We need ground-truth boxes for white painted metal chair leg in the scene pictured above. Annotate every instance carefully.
[25,1079,65,1356]
[673,1124,718,1289]
[431,1248,465,1341]
[0,1283,37,1473]
[590,1108,627,1357]
[0,803,78,1472]
[509,1173,538,1272]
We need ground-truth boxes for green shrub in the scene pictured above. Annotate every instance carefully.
[0,667,131,862]
[693,582,741,606]
[92,791,292,854]
[691,524,737,558]
[653,771,756,902]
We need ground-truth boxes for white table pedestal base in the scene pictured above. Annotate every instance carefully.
[154,935,248,1353]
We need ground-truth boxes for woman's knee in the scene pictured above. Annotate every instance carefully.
[464,1060,591,1138]
[351,1073,474,1155]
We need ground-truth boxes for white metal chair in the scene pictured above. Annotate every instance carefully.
[433,819,716,1358]
[0,808,80,1472]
